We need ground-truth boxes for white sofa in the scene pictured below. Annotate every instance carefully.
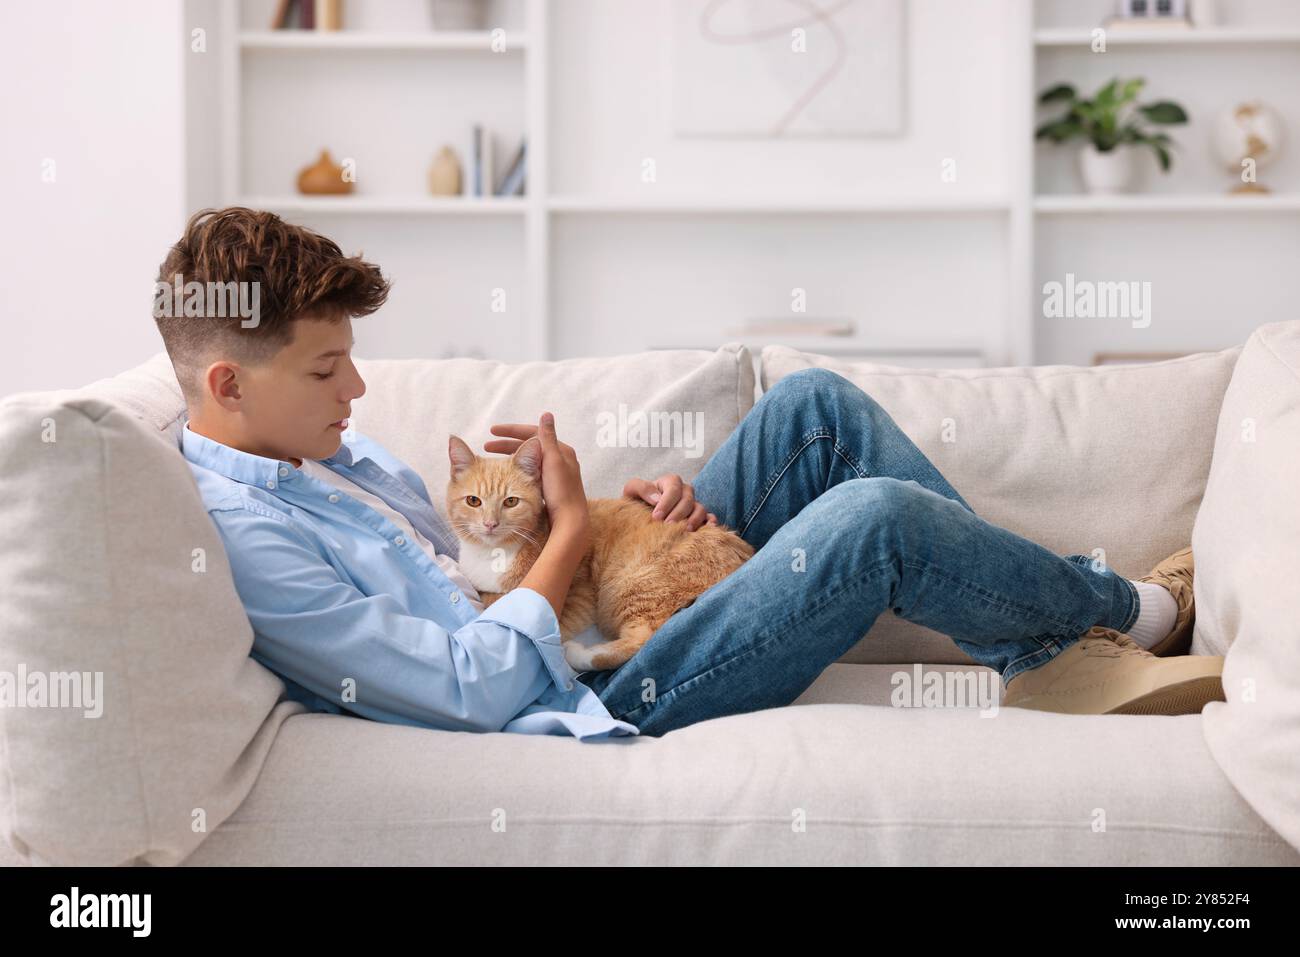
[1,329,1297,866]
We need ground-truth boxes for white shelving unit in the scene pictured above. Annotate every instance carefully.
[206,0,1024,367]
[1030,0,1300,364]
[195,0,1298,368]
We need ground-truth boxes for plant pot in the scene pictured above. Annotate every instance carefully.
[1078,144,1137,194]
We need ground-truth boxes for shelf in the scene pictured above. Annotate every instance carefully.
[547,195,1009,214]
[239,195,528,215]
[239,30,527,52]
[1034,26,1300,47]
[1034,193,1300,214]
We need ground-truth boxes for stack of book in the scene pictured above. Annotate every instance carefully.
[272,0,343,30]
[474,127,527,197]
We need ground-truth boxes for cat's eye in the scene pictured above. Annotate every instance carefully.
[503,496,519,508]
[465,495,481,507]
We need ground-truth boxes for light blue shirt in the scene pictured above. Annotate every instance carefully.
[179,416,639,742]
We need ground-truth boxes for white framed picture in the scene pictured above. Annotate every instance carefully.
[671,0,905,138]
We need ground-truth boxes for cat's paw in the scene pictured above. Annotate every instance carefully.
[563,639,596,672]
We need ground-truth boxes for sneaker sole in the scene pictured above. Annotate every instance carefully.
[1104,675,1225,715]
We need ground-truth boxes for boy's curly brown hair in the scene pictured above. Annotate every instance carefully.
[153,207,390,407]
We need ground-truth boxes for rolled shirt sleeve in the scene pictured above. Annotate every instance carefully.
[475,586,581,693]
[210,505,577,734]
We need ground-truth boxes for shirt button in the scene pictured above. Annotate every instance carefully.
[328,493,340,503]
[394,536,405,546]
[265,480,275,489]
[565,681,574,691]
[449,592,461,604]
[278,466,289,478]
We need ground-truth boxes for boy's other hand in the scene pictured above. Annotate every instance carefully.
[623,474,717,532]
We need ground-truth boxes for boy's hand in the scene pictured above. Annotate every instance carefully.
[623,474,717,531]
[494,413,588,533]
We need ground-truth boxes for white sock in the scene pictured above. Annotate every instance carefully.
[1125,580,1178,649]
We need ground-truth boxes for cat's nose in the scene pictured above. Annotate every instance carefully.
[483,520,498,531]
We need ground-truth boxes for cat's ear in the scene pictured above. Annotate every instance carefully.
[448,434,476,478]
[512,435,542,479]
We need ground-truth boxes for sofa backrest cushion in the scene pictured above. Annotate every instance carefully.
[762,344,1241,666]
[0,395,304,865]
[1194,319,1300,853]
[345,343,755,502]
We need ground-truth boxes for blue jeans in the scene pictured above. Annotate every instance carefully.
[575,367,1140,736]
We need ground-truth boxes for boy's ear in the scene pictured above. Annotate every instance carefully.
[448,434,476,478]
[512,435,542,479]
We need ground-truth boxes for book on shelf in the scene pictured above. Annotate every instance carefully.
[272,0,343,30]
[472,125,482,197]
[495,138,527,197]
[471,127,527,198]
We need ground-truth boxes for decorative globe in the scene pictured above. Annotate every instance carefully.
[1210,101,1286,191]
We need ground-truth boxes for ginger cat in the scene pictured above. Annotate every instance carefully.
[445,433,754,671]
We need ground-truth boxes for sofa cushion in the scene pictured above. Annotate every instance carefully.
[761,344,1241,666]
[179,683,1299,866]
[1194,319,1300,853]
[0,395,304,865]
[347,343,755,501]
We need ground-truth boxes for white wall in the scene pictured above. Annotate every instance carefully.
[551,0,1014,198]
[547,0,1017,361]
[0,0,188,397]
[4,0,1296,394]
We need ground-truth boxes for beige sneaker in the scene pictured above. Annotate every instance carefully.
[1138,545,1195,657]
[1002,626,1225,715]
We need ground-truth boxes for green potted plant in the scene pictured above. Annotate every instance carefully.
[1036,77,1189,194]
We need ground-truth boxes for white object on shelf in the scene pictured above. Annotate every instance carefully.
[1189,0,1218,27]
[1078,144,1137,194]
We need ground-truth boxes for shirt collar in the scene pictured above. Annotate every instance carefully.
[180,413,358,488]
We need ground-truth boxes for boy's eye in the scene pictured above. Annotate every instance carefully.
[502,496,519,507]
[313,371,335,380]
[465,495,481,507]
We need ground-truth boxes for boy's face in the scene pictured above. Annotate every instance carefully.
[206,314,365,466]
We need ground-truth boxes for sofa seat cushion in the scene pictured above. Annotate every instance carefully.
[182,663,1300,866]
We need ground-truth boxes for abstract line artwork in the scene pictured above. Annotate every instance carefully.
[672,0,905,137]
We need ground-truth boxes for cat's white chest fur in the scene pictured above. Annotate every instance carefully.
[456,538,524,593]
